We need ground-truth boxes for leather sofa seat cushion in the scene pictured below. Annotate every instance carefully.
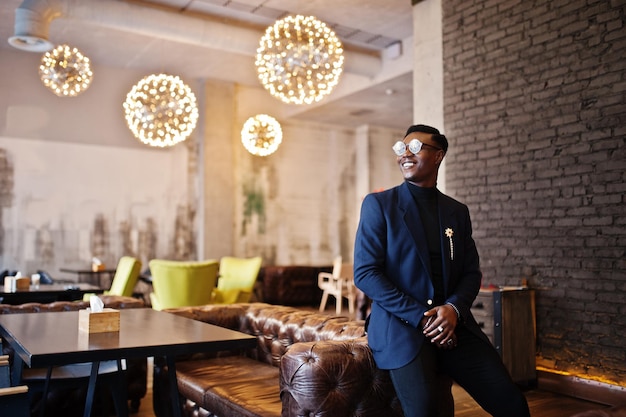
[176,356,281,417]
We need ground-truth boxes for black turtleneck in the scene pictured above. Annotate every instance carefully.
[406,182,445,304]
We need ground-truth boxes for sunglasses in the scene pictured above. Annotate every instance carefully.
[392,139,442,156]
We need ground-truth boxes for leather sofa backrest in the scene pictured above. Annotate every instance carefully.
[0,295,144,314]
[259,266,332,306]
[165,303,366,367]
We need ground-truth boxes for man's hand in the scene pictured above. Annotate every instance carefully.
[421,304,458,348]
[438,332,457,350]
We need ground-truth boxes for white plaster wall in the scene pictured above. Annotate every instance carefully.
[0,50,199,278]
[0,136,189,277]
[232,119,357,266]
[368,126,406,192]
[230,85,361,266]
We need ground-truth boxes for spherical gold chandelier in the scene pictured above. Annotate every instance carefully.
[39,44,93,97]
[241,114,283,156]
[123,73,199,148]
[255,15,344,105]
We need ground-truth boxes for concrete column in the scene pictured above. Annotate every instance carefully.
[412,0,446,191]
[200,80,236,259]
[354,124,370,231]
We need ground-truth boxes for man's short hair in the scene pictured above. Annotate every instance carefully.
[404,124,448,153]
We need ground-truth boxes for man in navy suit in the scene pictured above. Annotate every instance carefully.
[354,124,529,417]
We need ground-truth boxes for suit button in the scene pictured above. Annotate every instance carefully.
[427,299,433,305]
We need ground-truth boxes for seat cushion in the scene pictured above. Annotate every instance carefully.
[176,356,281,417]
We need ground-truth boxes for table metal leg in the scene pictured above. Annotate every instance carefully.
[166,355,182,417]
[38,366,53,417]
[10,356,23,387]
[83,361,100,417]
[111,359,128,417]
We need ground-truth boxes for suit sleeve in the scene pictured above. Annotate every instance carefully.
[354,193,426,328]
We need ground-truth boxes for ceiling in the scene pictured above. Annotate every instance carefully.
[0,0,415,129]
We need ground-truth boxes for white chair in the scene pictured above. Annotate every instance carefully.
[318,256,356,315]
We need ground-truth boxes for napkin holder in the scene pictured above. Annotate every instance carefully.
[92,263,106,272]
[15,277,30,291]
[79,308,120,333]
[92,257,105,272]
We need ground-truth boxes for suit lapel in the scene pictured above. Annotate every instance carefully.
[397,183,432,274]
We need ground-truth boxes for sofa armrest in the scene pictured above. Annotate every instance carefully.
[280,337,403,417]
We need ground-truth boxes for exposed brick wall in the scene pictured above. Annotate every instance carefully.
[442,0,625,384]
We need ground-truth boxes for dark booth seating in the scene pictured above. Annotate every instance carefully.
[258,265,332,306]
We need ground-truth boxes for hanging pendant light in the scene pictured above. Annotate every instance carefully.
[255,15,344,105]
[123,73,199,148]
[39,44,93,97]
[241,114,282,156]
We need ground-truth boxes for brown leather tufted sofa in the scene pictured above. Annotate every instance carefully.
[0,295,148,416]
[152,302,404,417]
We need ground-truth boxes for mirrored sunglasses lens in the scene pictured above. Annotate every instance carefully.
[392,141,407,156]
[408,139,422,154]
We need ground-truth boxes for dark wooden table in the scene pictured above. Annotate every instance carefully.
[59,268,117,287]
[0,283,103,305]
[0,308,257,417]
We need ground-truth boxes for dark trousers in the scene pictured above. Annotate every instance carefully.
[389,325,530,417]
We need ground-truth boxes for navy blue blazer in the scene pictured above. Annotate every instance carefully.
[354,182,487,369]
